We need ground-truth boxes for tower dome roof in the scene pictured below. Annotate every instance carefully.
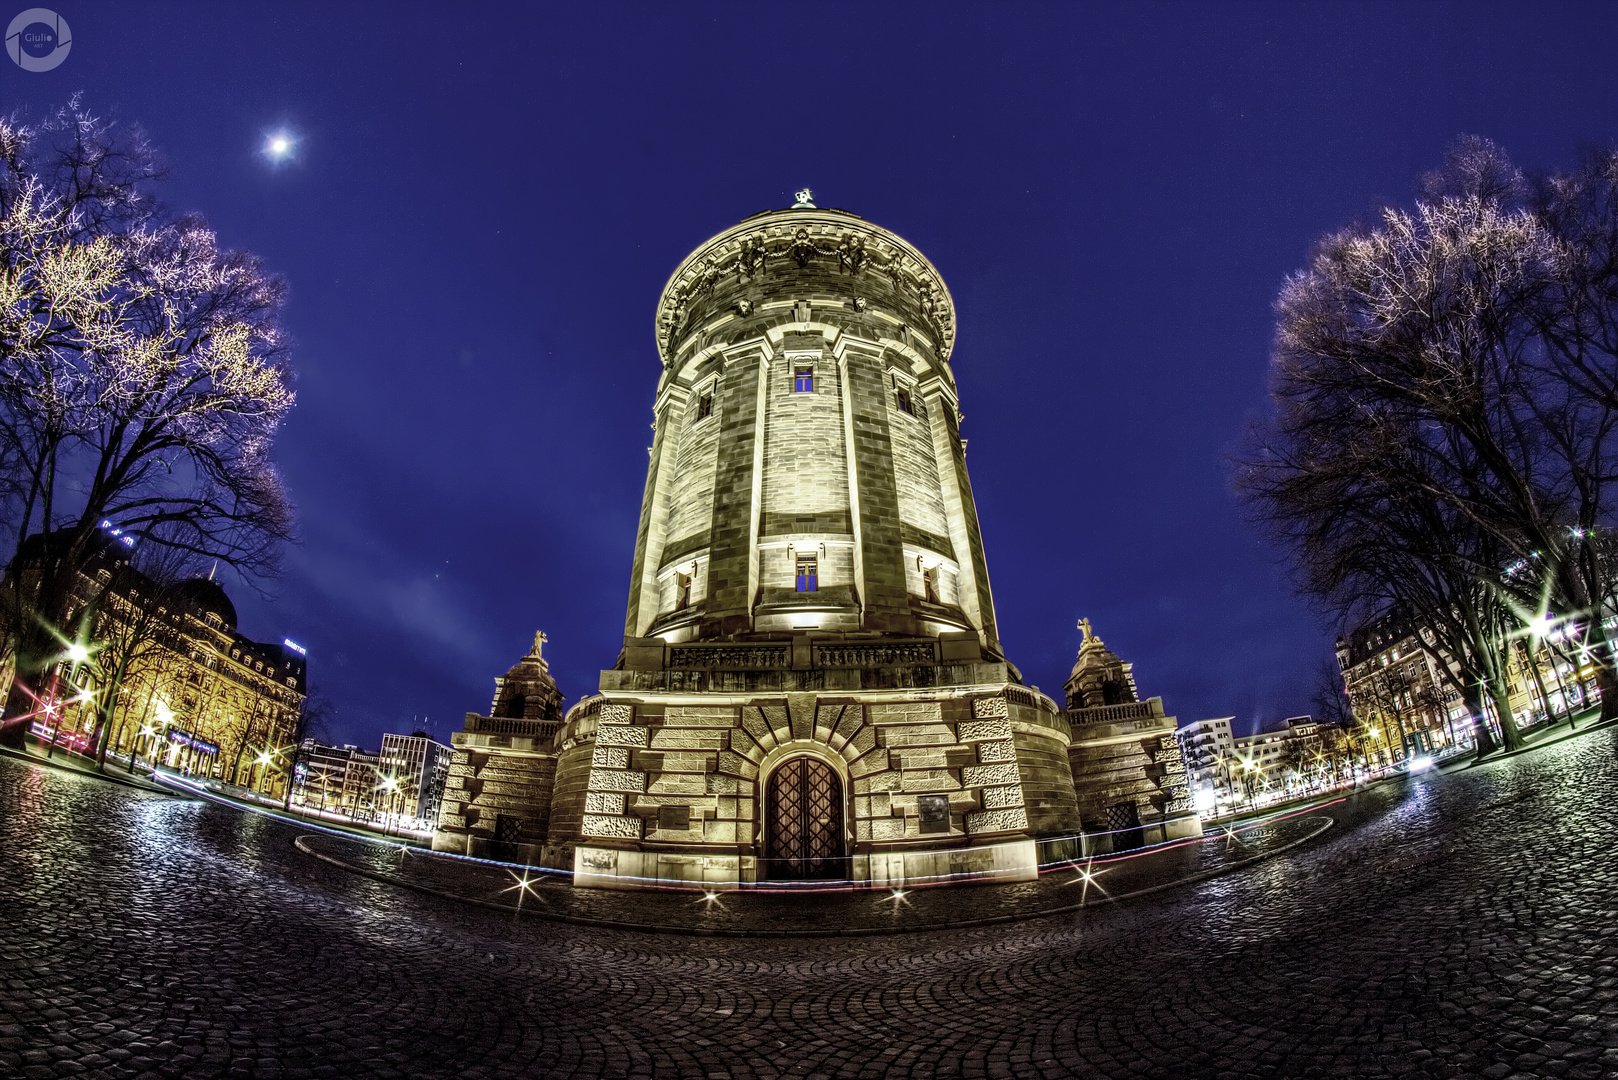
[654,200,957,368]
[172,578,237,629]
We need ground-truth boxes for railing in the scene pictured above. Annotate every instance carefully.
[1066,698,1162,726]
[668,644,790,669]
[814,642,937,668]
[462,715,559,741]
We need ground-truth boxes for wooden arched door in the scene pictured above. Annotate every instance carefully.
[765,756,845,880]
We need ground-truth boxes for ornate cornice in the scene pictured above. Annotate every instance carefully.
[654,208,957,368]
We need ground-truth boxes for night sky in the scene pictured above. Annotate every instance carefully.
[5,3,1615,748]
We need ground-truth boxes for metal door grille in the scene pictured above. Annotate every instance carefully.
[766,757,844,880]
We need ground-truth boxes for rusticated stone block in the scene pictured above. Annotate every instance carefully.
[740,708,777,749]
[962,762,1020,788]
[856,819,873,840]
[582,814,641,838]
[981,785,1025,809]
[584,792,625,815]
[833,705,865,743]
[596,725,649,747]
[651,728,725,750]
[716,796,738,818]
[957,716,1013,742]
[854,771,902,794]
[849,749,891,777]
[588,769,646,793]
[871,817,904,840]
[718,748,757,777]
[704,820,737,843]
[599,703,634,725]
[437,813,467,829]
[901,769,961,792]
[869,701,944,724]
[848,725,877,756]
[592,745,630,768]
[971,696,1009,719]
[966,806,1028,833]
[650,773,708,795]
[977,739,1016,763]
[707,773,739,794]
[880,723,956,747]
[665,705,738,727]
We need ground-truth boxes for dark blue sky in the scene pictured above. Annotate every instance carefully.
[6,2,1615,747]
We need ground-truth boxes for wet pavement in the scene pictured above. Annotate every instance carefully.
[2,724,1617,1078]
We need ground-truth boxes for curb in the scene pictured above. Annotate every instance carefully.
[294,814,1336,939]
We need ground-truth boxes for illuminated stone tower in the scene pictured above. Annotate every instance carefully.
[521,193,1080,890]
[621,193,998,649]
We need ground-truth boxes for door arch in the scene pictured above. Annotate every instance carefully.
[764,755,846,880]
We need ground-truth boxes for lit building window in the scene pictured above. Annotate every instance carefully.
[697,394,714,421]
[896,388,913,415]
[923,567,938,603]
[794,367,814,393]
[675,572,692,610]
[795,554,818,592]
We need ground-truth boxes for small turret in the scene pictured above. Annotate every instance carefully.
[1064,618,1141,710]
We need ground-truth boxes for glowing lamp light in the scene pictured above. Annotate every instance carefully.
[64,643,89,664]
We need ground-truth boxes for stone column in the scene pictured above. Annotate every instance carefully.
[702,345,769,637]
[840,346,910,634]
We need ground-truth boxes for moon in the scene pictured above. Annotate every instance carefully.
[262,130,297,164]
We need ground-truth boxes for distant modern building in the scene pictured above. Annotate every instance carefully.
[1176,716,1235,813]
[291,740,379,819]
[1234,716,1321,794]
[379,732,454,830]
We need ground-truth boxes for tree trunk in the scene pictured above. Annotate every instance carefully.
[1487,680,1524,753]
[1463,685,1497,760]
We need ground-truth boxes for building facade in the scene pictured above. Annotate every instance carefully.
[378,732,455,831]
[291,740,379,818]
[1176,716,1235,814]
[6,531,308,792]
[436,194,1187,889]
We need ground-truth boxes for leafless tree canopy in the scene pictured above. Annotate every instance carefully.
[0,100,296,742]
[1240,137,1618,746]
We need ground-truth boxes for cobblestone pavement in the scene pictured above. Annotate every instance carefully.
[3,726,1618,1079]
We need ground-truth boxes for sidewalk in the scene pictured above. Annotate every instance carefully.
[291,804,1337,937]
[0,741,177,796]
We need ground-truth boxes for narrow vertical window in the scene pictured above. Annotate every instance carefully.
[675,573,692,610]
[795,554,818,592]
[922,567,938,603]
[896,388,913,415]
[697,394,714,421]
[794,367,814,393]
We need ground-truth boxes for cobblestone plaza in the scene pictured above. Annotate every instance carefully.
[3,726,1618,1078]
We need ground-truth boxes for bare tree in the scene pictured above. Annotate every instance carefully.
[0,101,295,747]
[1237,136,1618,752]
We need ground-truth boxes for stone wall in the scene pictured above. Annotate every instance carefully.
[571,691,1079,863]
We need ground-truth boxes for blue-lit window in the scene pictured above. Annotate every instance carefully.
[794,367,814,393]
[795,554,818,592]
[697,394,714,421]
[896,388,913,415]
